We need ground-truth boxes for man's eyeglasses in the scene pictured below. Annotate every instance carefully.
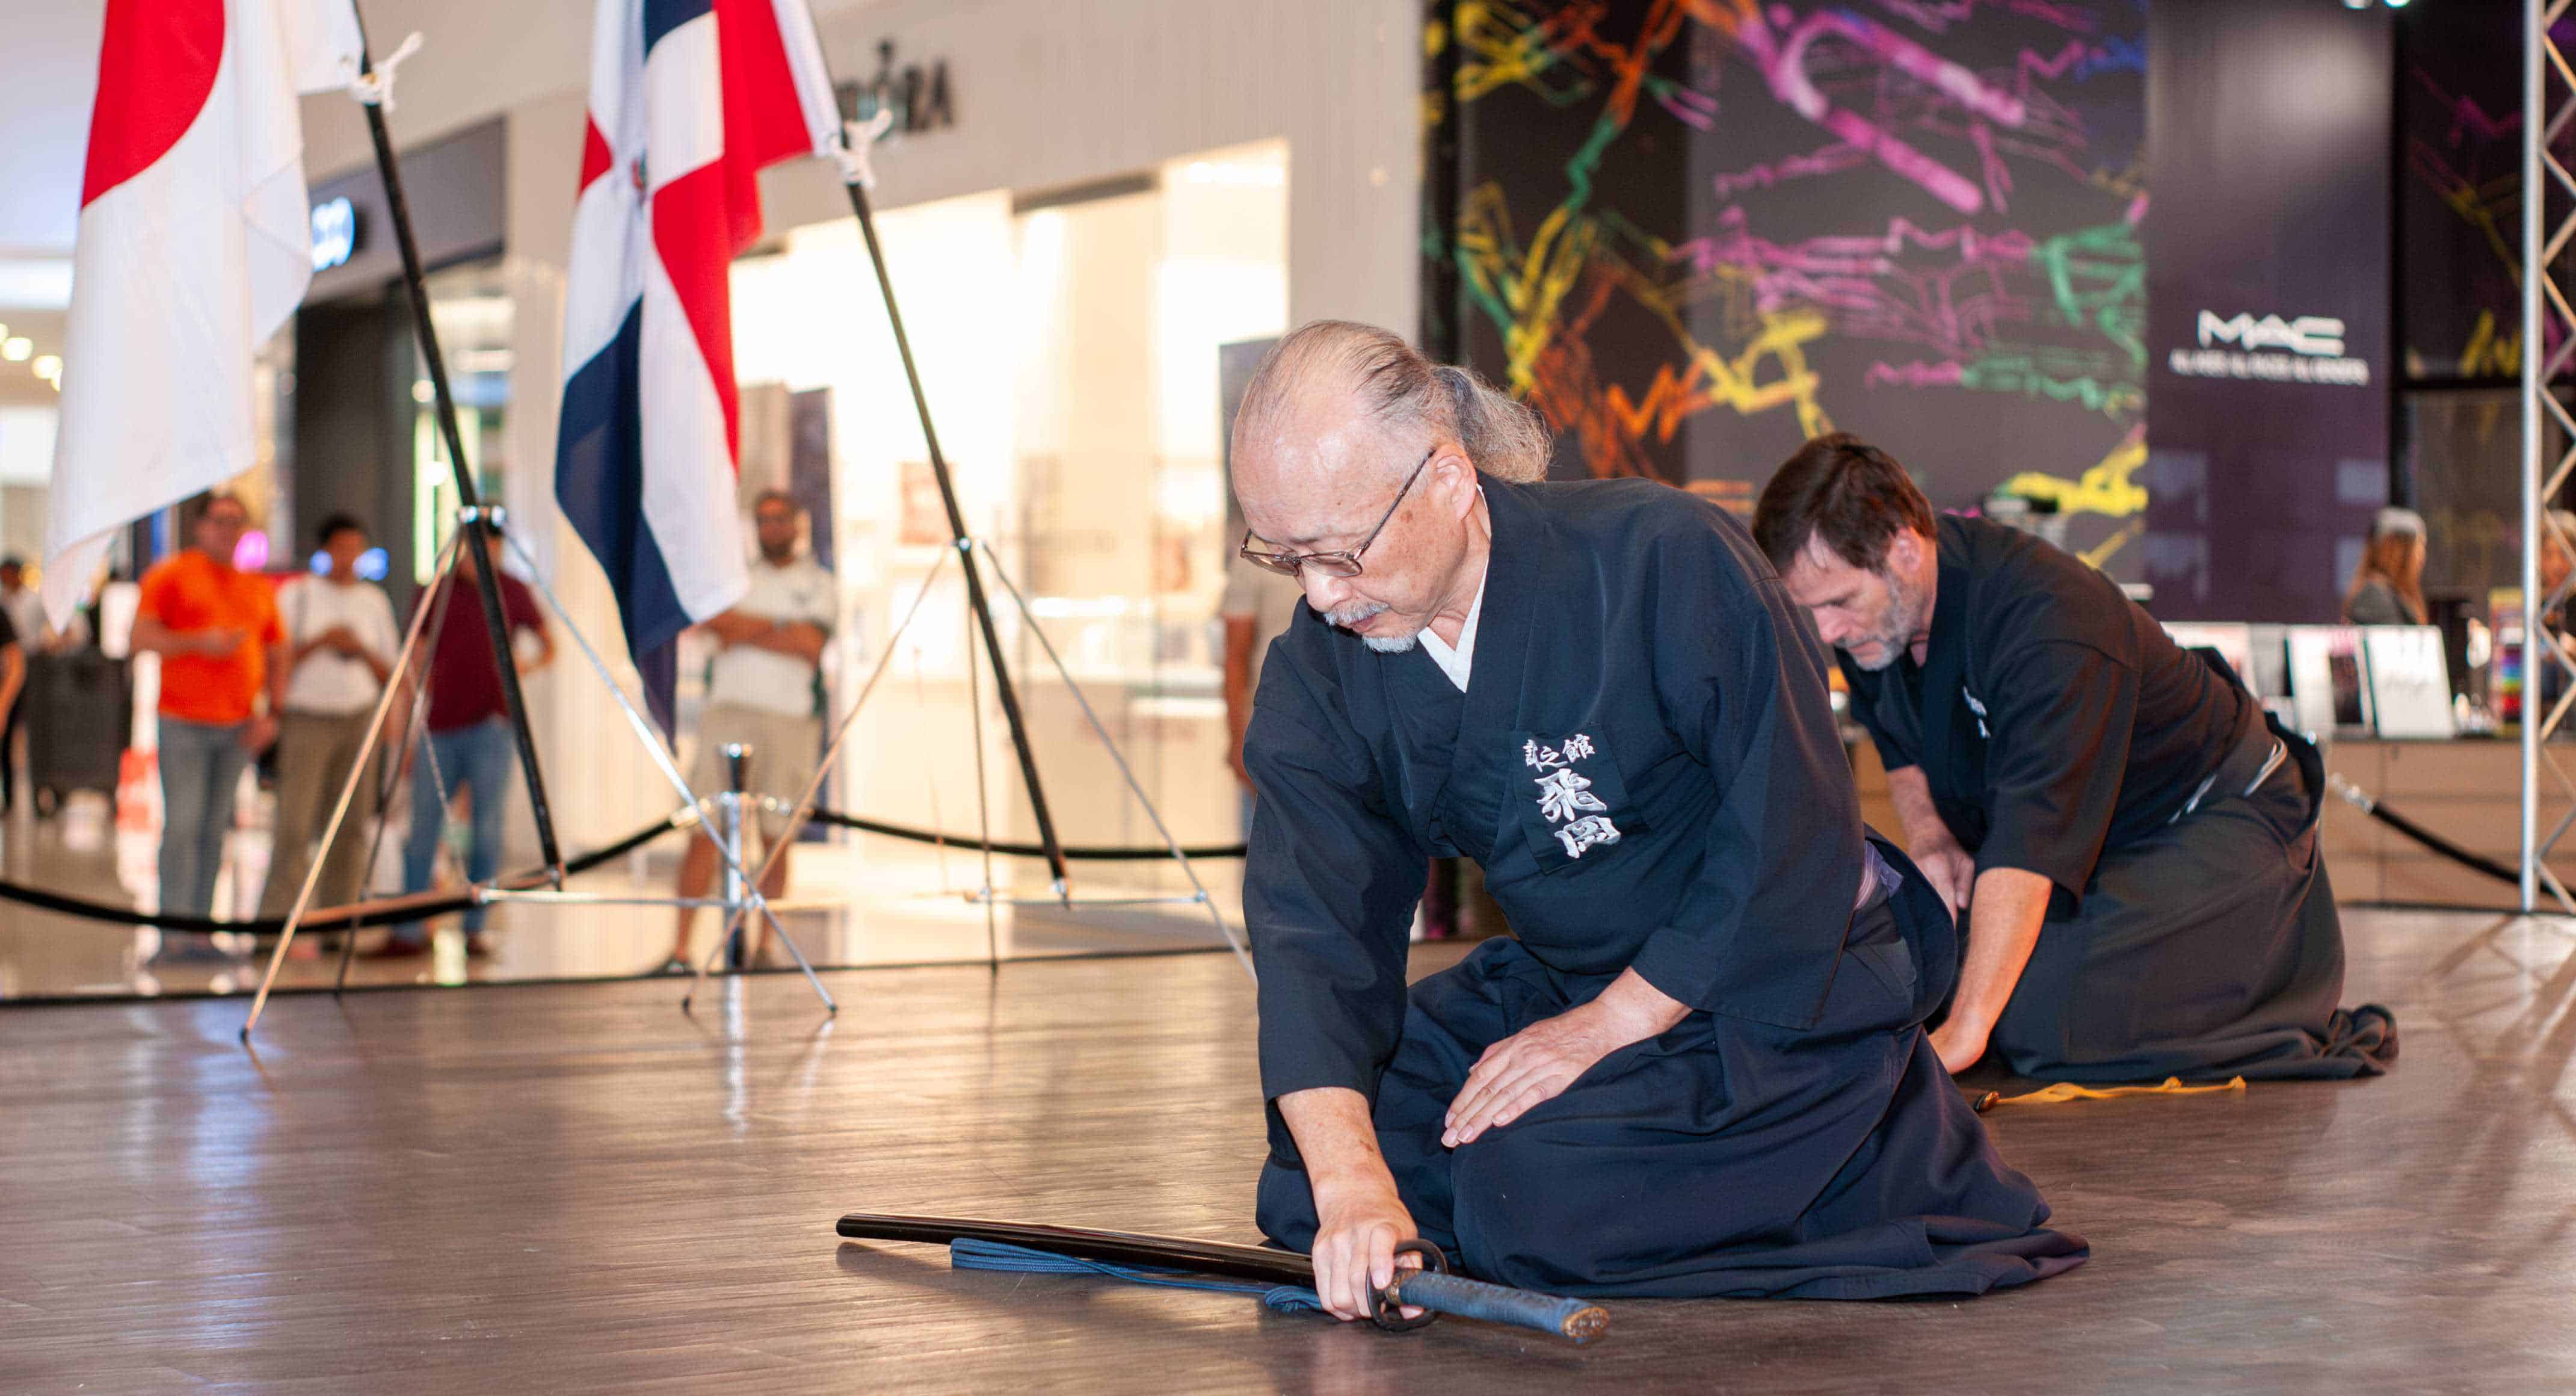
[1239,446,1434,579]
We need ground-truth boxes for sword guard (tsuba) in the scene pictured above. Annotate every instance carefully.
[1368,1238,1449,1333]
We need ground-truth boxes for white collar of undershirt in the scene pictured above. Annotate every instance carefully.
[1416,572,1485,693]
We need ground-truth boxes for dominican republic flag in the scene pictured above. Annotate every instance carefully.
[554,0,839,732]
[44,0,361,630]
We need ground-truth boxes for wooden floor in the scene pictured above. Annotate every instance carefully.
[2,906,2572,1393]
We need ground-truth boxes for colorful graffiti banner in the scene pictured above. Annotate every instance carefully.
[1425,0,2149,571]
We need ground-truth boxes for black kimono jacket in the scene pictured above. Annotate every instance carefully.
[1243,476,1874,1116]
[1841,514,2257,909]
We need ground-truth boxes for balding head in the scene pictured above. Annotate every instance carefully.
[1228,328,1400,539]
[1233,321,1547,498]
[1230,322,1542,652]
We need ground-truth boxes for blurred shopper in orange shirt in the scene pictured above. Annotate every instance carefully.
[131,493,286,944]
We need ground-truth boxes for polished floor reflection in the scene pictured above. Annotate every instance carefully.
[1,905,2571,1391]
[0,794,1248,1002]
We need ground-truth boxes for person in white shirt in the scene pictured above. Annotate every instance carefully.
[668,490,834,971]
[257,514,399,917]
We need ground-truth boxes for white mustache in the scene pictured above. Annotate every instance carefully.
[1325,601,1390,629]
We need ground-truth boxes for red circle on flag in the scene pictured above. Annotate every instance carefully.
[81,0,226,207]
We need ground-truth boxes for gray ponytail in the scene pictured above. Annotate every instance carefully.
[1234,320,1554,484]
[1432,363,1550,483]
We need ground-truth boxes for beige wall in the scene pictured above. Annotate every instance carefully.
[302,0,1417,330]
[294,0,1420,857]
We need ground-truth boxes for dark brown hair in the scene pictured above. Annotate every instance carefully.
[1751,433,1936,574]
[191,490,249,527]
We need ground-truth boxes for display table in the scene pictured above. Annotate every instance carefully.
[1847,735,2570,911]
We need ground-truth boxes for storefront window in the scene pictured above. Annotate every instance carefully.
[0,404,61,574]
[730,139,1288,931]
[243,326,292,569]
[411,259,515,582]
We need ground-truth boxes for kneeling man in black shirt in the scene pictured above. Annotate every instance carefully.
[1755,434,2394,1084]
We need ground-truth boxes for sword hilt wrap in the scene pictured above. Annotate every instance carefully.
[1371,1238,1609,1344]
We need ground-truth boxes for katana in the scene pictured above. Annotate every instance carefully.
[834,1211,1609,1344]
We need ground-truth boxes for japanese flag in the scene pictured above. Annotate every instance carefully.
[44,0,363,628]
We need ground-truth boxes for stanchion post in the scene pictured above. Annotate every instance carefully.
[721,743,751,972]
[691,545,955,984]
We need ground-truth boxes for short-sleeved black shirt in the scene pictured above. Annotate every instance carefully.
[1842,515,2257,907]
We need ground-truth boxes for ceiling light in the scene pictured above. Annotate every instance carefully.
[1,339,28,362]
[0,259,73,310]
[32,356,61,384]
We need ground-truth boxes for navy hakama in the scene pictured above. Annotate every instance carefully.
[1243,478,2086,1298]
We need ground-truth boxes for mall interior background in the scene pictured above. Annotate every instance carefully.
[0,0,2559,990]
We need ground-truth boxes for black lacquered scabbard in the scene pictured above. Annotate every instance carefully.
[834,1211,1607,1344]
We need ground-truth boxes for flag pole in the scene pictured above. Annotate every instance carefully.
[833,158,1071,898]
[348,10,565,882]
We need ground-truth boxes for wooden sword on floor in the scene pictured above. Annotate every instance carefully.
[834,1211,1609,1344]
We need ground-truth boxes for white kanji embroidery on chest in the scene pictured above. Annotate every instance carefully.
[1526,732,1621,857]
[1532,767,1606,823]
[1553,815,1621,858]
[1962,687,1990,740]
[1523,732,1598,773]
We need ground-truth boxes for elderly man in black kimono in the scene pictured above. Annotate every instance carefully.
[1230,322,2085,1321]
[1754,433,2396,1087]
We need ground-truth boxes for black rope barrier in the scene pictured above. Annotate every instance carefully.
[14,768,2519,935]
[2329,774,2518,886]
[800,806,1246,861]
[2350,799,2518,885]
[0,797,1247,934]
[0,811,690,934]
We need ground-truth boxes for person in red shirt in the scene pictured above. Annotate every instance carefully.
[380,525,554,956]
[131,493,288,941]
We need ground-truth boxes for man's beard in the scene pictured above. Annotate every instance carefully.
[1841,576,1926,672]
[760,542,795,564]
[1842,623,1909,672]
[1326,599,1420,653]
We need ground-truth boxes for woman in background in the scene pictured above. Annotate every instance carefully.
[2346,507,2429,626]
